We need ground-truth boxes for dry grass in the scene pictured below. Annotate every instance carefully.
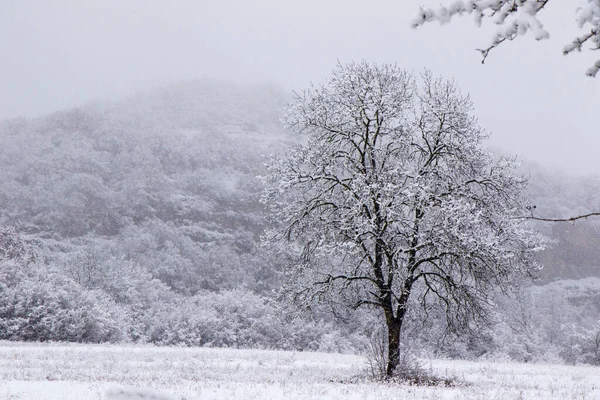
[1,341,599,399]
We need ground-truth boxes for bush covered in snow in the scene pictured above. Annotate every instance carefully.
[144,289,367,353]
[0,227,367,351]
[0,229,124,342]
[410,278,600,365]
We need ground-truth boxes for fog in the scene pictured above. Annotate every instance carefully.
[1,0,597,174]
[4,1,600,375]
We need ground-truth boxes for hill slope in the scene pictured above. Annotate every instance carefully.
[0,80,294,293]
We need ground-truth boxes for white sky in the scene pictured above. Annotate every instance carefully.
[0,0,597,174]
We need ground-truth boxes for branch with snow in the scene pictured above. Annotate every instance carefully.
[412,0,600,77]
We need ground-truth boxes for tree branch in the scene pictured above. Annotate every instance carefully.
[525,212,600,223]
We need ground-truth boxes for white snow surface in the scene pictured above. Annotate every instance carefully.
[1,341,599,399]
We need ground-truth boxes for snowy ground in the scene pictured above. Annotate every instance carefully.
[1,341,599,399]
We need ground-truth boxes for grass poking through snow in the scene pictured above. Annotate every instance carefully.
[0,341,599,399]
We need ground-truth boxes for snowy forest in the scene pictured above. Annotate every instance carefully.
[2,77,600,367]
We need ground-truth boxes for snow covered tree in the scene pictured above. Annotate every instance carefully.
[263,62,543,377]
[412,0,600,77]
[0,227,36,267]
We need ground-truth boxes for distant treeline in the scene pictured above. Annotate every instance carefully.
[1,80,600,364]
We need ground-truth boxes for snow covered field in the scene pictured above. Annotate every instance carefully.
[1,341,599,399]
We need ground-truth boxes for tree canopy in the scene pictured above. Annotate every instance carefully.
[264,61,544,376]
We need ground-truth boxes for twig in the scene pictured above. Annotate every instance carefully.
[525,212,600,223]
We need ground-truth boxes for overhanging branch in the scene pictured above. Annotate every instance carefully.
[525,212,600,223]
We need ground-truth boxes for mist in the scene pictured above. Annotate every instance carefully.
[4,3,600,395]
[1,0,597,174]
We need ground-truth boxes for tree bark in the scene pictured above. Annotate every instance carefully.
[385,283,410,377]
[385,313,402,377]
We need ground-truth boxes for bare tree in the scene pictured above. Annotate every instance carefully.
[411,0,600,77]
[263,61,543,377]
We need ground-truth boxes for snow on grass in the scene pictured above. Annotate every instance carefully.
[0,341,599,399]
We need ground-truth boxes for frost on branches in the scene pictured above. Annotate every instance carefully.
[263,62,544,377]
[412,0,600,77]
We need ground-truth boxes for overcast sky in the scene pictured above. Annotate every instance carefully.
[1,0,597,174]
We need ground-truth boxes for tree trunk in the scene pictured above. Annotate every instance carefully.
[385,315,402,377]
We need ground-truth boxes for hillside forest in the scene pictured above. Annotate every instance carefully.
[2,80,600,365]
